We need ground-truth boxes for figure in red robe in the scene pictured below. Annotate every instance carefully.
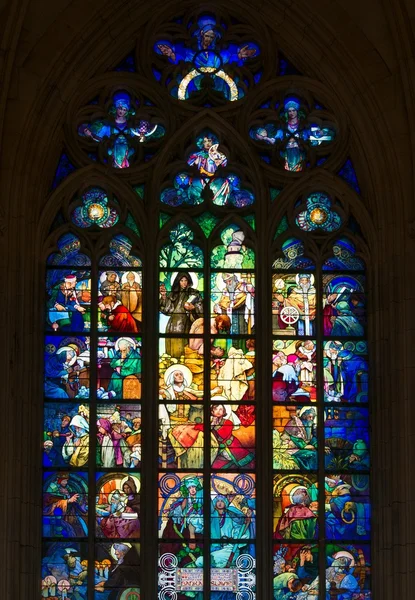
[99,295,138,333]
[208,404,255,469]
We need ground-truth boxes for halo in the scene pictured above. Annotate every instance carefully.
[178,69,238,102]
[56,346,79,366]
[296,273,315,286]
[170,271,198,289]
[107,491,127,510]
[273,340,286,351]
[211,394,230,403]
[163,364,193,387]
[332,550,355,567]
[324,340,343,353]
[121,271,141,285]
[120,474,141,494]
[110,542,132,561]
[99,271,120,284]
[215,271,240,292]
[115,337,137,351]
[289,484,307,504]
[298,405,317,419]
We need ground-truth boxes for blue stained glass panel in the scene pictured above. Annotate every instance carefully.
[210,473,256,538]
[324,407,370,471]
[325,544,371,598]
[52,152,76,189]
[295,192,342,233]
[47,234,91,267]
[42,542,88,599]
[43,403,89,466]
[325,474,370,540]
[323,340,368,403]
[44,336,91,400]
[322,274,366,337]
[338,159,361,194]
[154,15,260,102]
[323,238,365,271]
[43,471,88,538]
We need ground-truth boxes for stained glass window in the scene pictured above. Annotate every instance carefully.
[43,218,142,598]
[158,219,257,598]
[42,8,371,600]
[272,229,370,598]
[153,15,260,102]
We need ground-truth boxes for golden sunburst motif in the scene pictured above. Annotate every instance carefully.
[310,207,328,225]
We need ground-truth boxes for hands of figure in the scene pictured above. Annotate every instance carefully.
[324,446,332,454]
[84,127,93,138]
[116,367,121,373]
[238,44,256,59]
[213,304,222,315]
[54,303,66,311]
[159,283,167,298]
[299,549,308,566]
[108,315,115,321]
[184,302,195,311]
[309,501,318,513]
[75,304,86,313]
[74,439,80,447]
[68,493,79,503]
[305,444,315,450]
[157,44,175,61]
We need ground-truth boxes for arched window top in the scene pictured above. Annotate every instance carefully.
[47,233,91,266]
[211,225,255,269]
[323,237,366,271]
[273,237,315,270]
[159,222,204,269]
[100,234,142,267]
[41,7,372,599]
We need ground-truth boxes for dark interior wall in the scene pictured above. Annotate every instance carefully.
[1,1,415,598]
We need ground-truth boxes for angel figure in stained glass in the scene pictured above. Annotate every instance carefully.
[80,91,164,168]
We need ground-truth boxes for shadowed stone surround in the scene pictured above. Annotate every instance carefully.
[1,0,415,598]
